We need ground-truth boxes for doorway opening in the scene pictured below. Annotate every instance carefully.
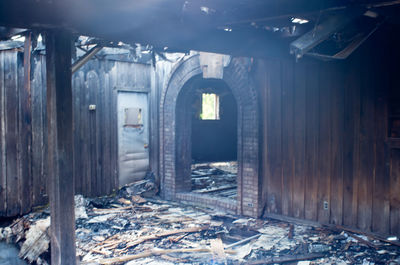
[190,81,238,200]
[161,55,260,217]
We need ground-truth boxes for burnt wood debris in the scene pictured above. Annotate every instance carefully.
[2,184,400,264]
[0,0,400,264]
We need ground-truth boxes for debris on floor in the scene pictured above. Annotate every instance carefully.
[191,161,237,199]
[19,217,50,263]
[1,178,400,264]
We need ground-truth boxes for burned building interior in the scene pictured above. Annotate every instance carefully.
[1,0,400,264]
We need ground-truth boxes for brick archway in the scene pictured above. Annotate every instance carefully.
[160,54,260,217]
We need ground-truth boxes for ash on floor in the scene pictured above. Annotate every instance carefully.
[191,161,237,200]
[1,178,400,265]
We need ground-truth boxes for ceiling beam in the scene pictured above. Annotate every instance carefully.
[290,9,364,59]
[0,0,398,57]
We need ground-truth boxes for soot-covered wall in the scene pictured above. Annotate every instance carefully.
[0,44,153,217]
[255,24,400,237]
[191,79,237,163]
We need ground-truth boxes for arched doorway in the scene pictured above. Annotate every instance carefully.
[160,55,260,217]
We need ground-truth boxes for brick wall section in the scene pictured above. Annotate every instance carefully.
[159,55,261,217]
[176,192,237,215]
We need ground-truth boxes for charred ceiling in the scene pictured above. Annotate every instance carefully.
[1,0,400,59]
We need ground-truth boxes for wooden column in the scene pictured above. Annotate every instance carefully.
[45,30,76,265]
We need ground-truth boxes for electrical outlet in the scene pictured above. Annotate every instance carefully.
[323,201,329,210]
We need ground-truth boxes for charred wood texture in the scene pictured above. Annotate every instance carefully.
[45,30,76,265]
[257,26,400,237]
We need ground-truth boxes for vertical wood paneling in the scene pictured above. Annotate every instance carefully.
[351,61,361,229]
[304,62,319,221]
[0,49,129,217]
[111,67,119,190]
[330,63,344,225]
[390,149,400,236]
[93,70,103,196]
[342,58,359,227]
[149,64,160,182]
[81,70,92,195]
[103,72,112,194]
[71,64,125,198]
[317,63,332,224]
[293,62,306,219]
[5,51,20,216]
[20,36,33,214]
[266,60,282,214]
[32,56,45,206]
[257,33,400,236]
[281,60,294,217]
[73,73,83,194]
[357,57,375,232]
[373,54,390,234]
[0,51,5,215]
[109,64,119,190]
[99,71,106,195]
[40,55,48,203]
[88,71,98,196]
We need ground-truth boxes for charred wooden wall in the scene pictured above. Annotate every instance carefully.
[0,46,153,217]
[255,26,400,236]
[0,49,32,216]
[72,58,119,197]
[0,49,52,217]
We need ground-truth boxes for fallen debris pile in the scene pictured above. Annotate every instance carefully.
[191,162,237,199]
[1,178,400,264]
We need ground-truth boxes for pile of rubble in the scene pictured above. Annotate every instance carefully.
[1,179,400,264]
[191,162,237,199]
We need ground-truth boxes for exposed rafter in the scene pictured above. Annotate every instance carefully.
[0,0,399,58]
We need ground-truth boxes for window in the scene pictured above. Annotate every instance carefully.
[200,93,220,120]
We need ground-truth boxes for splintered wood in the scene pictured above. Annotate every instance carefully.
[191,162,238,199]
[210,238,227,264]
[78,196,234,264]
[2,193,400,264]
[120,226,209,251]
